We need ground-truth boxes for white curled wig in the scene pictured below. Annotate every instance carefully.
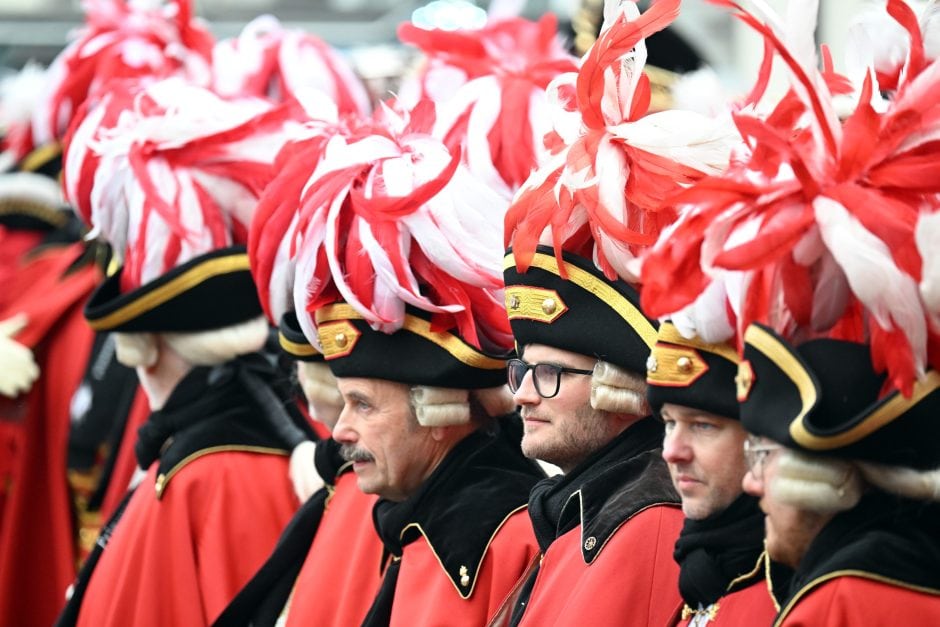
[590,360,649,416]
[770,449,864,514]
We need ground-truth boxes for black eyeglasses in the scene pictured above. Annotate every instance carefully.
[507,358,594,399]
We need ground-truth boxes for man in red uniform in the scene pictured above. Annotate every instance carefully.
[501,246,683,627]
[634,2,940,622]
[647,322,781,625]
[495,0,741,621]
[53,77,305,626]
[237,81,545,623]
[739,326,940,626]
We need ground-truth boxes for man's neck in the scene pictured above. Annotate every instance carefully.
[138,340,193,411]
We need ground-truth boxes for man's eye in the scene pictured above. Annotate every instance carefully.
[356,401,371,412]
[662,419,675,433]
[693,422,716,432]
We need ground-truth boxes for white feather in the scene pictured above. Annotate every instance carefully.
[916,209,940,321]
[815,195,926,374]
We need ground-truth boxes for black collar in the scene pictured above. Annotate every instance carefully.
[136,358,295,498]
[777,491,940,623]
[528,417,679,563]
[372,420,543,599]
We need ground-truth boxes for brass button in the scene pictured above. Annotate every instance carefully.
[646,355,658,374]
[334,332,348,348]
[508,295,520,310]
[583,536,597,550]
[676,356,693,373]
[155,473,166,496]
[541,298,557,315]
[459,565,470,587]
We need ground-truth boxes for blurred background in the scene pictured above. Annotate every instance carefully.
[0,0,878,96]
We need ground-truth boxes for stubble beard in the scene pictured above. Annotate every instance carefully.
[521,403,612,473]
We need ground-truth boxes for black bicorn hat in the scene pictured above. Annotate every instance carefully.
[646,321,740,420]
[84,246,263,333]
[502,245,658,376]
[277,310,323,363]
[314,302,509,390]
[738,323,940,470]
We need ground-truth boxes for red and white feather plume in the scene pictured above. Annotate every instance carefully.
[504,0,739,283]
[248,94,368,324]
[641,0,940,397]
[398,11,578,191]
[211,14,371,116]
[846,0,940,94]
[62,77,299,293]
[33,0,214,145]
[252,97,515,354]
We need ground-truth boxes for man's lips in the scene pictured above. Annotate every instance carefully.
[521,413,550,424]
[674,474,702,488]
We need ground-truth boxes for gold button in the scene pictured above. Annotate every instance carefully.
[459,565,470,587]
[646,355,658,374]
[334,332,348,348]
[584,536,597,550]
[155,473,166,496]
[676,356,693,373]
[509,295,520,310]
[541,298,557,315]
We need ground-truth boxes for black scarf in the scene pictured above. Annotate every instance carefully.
[779,491,940,618]
[673,493,766,607]
[135,354,308,469]
[527,417,676,554]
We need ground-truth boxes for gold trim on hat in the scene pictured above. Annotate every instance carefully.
[19,142,62,174]
[278,330,320,358]
[317,320,361,359]
[504,251,657,348]
[0,197,68,228]
[743,324,818,424]
[87,253,251,330]
[315,303,505,370]
[646,345,708,387]
[789,369,940,451]
[505,286,568,323]
[648,323,739,387]
[657,322,740,362]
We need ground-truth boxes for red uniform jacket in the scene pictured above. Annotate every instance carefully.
[285,470,383,626]
[77,453,297,626]
[0,243,100,627]
[778,576,940,626]
[518,505,683,626]
[390,508,538,627]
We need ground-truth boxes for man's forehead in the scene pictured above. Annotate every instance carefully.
[661,402,738,425]
[336,377,408,399]
[520,343,596,366]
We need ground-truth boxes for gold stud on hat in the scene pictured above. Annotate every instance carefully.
[334,332,348,348]
[676,356,693,373]
[541,298,557,315]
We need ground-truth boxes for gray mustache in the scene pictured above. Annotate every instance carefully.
[340,444,375,464]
